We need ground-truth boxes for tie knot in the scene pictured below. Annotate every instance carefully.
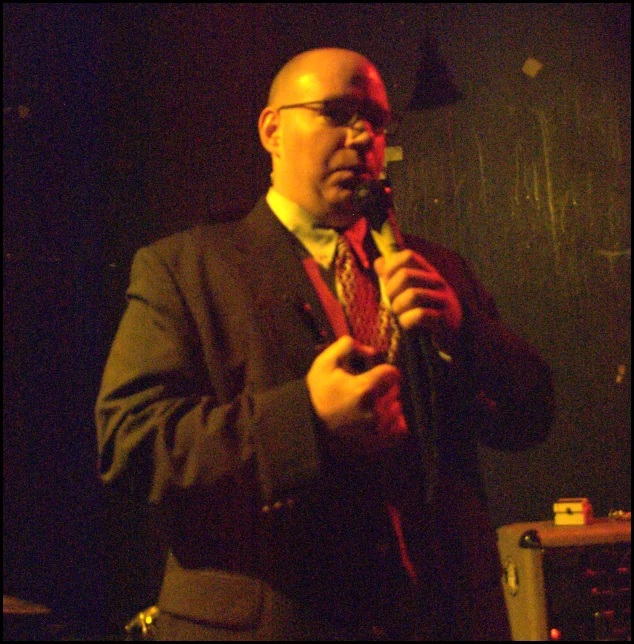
[335,230,374,270]
[335,232,356,263]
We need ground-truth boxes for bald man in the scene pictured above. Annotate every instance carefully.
[97,48,553,640]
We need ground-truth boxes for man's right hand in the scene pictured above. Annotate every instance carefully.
[306,336,408,457]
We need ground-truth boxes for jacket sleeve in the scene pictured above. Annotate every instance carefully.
[95,244,322,511]
[449,253,555,451]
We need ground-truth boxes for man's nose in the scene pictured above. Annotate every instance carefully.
[345,118,374,147]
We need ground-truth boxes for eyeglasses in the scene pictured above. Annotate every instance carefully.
[276,97,399,136]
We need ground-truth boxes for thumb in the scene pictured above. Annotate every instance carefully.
[314,335,357,369]
[374,255,386,277]
[357,363,401,400]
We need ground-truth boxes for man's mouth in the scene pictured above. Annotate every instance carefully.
[330,167,370,189]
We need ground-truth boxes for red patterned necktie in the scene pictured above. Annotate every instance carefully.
[335,232,417,580]
[335,233,399,364]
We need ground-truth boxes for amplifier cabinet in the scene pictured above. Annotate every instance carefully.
[497,519,631,641]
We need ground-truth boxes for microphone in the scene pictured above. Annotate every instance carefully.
[354,178,440,503]
[352,178,405,252]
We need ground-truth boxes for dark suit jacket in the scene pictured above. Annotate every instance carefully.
[96,198,554,640]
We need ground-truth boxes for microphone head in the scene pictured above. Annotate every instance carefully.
[352,179,393,231]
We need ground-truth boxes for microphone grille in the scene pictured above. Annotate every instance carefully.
[352,179,393,230]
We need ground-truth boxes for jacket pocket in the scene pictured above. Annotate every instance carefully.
[157,555,263,630]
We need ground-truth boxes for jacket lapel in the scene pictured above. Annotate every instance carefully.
[231,199,339,374]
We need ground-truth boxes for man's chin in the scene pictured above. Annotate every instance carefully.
[304,184,363,226]
[326,182,358,207]
[322,196,361,228]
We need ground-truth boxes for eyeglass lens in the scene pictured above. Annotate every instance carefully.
[323,100,393,132]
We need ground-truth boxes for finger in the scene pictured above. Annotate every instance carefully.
[377,249,439,279]
[314,335,364,369]
[397,307,443,333]
[357,364,401,406]
[391,288,446,317]
[394,268,445,292]
[362,363,401,389]
[374,255,386,277]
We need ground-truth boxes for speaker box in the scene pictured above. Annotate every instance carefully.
[497,518,631,641]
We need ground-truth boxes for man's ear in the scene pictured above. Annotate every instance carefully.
[258,107,281,155]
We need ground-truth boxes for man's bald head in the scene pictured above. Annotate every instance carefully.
[267,48,387,108]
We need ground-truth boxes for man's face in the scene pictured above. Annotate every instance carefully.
[261,52,390,228]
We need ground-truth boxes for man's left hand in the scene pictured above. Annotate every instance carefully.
[375,250,462,353]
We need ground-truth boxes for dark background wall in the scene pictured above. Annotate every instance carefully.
[3,3,630,639]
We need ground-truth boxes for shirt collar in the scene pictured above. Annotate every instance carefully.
[266,187,370,269]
